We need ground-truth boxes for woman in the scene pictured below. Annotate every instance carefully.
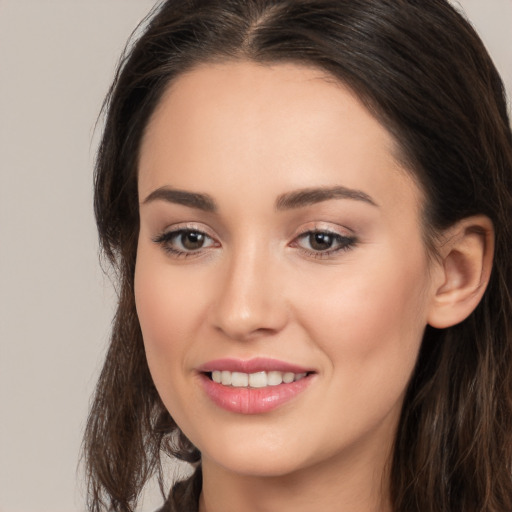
[83,1,512,511]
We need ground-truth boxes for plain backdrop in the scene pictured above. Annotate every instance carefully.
[0,1,511,511]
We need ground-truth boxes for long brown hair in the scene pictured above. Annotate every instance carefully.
[83,1,512,510]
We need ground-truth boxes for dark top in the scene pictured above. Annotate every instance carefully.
[155,468,202,512]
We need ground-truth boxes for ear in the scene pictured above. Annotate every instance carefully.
[427,215,494,329]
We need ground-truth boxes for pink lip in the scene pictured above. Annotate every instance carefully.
[196,358,315,415]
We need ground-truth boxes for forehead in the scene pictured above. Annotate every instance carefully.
[138,60,422,216]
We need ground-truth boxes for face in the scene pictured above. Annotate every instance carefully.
[135,61,438,479]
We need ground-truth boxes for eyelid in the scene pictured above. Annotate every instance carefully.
[291,221,355,238]
[152,221,357,260]
[157,222,217,237]
[289,223,358,259]
[152,222,221,258]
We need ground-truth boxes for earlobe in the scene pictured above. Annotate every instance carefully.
[427,215,494,329]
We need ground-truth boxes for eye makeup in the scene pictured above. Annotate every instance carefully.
[152,225,219,259]
[152,224,357,261]
[291,230,357,259]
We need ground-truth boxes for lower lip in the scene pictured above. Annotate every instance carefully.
[199,373,314,414]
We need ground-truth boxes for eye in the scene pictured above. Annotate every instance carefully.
[177,230,208,250]
[153,228,218,257]
[293,230,356,257]
[306,232,337,251]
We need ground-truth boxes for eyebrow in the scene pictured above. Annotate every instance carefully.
[142,185,378,212]
[142,187,217,212]
[275,186,378,210]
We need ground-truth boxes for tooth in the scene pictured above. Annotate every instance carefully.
[283,372,295,384]
[231,372,249,387]
[249,371,267,388]
[212,370,308,387]
[221,370,232,385]
[267,371,283,386]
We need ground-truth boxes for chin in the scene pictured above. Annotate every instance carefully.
[195,427,327,479]
[189,429,293,475]
[209,449,309,478]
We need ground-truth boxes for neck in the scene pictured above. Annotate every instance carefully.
[198,438,393,512]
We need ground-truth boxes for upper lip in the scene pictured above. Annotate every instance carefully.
[197,357,314,374]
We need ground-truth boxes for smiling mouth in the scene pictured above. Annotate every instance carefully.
[205,370,313,388]
[199,362,316,413]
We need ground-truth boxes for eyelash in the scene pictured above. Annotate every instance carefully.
[152,227,357,260]
[152,228,219,259]
[292,230,357,259]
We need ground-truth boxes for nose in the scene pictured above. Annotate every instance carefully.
[210,244,289,341]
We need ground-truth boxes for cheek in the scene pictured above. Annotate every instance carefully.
[295,246,431,391]
[134,246,203,394]
[135,268,184,354]
[289,252,431,451]
[134,256,213,441]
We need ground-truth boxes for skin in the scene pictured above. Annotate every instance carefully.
[134,61,484,511]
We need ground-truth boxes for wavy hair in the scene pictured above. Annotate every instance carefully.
[83,1,512,510]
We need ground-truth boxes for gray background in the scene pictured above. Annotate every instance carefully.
[0,1,510,511]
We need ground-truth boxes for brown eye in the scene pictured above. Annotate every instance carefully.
[293,230,356,257]
[309,232,334,251]
[153,228,217,256]
[180,231,206,250]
